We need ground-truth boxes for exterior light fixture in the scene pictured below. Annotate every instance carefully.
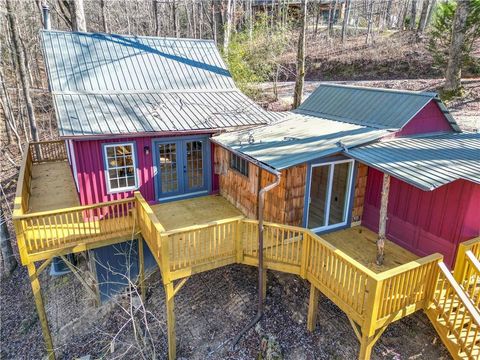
[144,146,150,155]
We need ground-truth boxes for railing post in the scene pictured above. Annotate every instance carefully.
[360,276,383,359]
[300,231,310,279]
[235,219,243,263]
[453,242,468,283]
[160,233,171,284]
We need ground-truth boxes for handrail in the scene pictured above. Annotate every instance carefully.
[437,262,480,325]
[29,140,67,163]
[453,236,480,283]
[13,143,32,216]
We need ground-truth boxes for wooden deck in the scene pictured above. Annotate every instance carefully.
[151,195,243,231]
[28,161,79,213]
[322,226,418,273]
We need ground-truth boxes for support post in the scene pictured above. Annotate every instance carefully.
[359,334,375,360]
[164,282,176,360]
[138,237,145,302]
[27,262,55,360]
[307,283,320,332]
[377,174,390,266]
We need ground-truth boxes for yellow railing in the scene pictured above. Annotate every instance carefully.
[14,198,137,265]
[430,262,480,359]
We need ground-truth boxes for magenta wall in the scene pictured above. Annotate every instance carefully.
[73,134,217,205]
[362,167,480,266]
[381,100,454,139]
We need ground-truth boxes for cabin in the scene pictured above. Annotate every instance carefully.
[12,29,480,360]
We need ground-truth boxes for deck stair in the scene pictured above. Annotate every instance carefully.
[426,242,480,360]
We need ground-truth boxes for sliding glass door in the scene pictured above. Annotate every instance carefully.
[307,160,354,232]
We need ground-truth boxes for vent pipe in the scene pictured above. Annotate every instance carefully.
[42,3,51,30]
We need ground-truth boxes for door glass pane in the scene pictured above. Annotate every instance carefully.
[308,165,330,229]
[186,140,204,190]
[158,143,178,193]
[328,162,351,225]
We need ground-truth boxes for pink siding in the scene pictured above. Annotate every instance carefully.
[73,134,217,205]
[362,167,480,267]
[381,100,454,140]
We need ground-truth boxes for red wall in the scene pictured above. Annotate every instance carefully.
[73,134,217,205]
[382,100,453,139]
[362,167,480,266]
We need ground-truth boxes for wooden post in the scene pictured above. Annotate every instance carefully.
[307,283,320,332]
[164,282,176,360]
[376,174,390,266]
[139,237,145,302]
[359,335,375,360]
[27,262,55,360]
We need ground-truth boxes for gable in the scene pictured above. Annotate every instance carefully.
[393,100,454,137]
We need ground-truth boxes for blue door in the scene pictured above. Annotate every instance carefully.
[154,137,209,200]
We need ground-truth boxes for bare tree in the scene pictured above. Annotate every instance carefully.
[417,0,429,33]
[365,0,375,44]
[409,0,417,30]
[223,0,233,55]
[5,0,39,142]
[100,0,109,33]
[293,0,308,109]
[0,203,17,276]
[71,0,87,32]
[444,0,471,95]
[341,0,351,43]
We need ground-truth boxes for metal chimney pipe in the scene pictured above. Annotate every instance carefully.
[42,3,51,30]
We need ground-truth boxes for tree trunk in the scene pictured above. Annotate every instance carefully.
[0,204,17,276]
[100,0,109,33]
[385,0,393,28]
[223,0,233,56]
[365,0,375,44]
[71,0,87,32]
[172,0,178,37]
[409,0,417,30]
[425,0,437,31]
[377,174,390,266]
[292,0,308,109]
[417,0,430,33]
[341,0,350,43]
[5,0,39,142]
[444,0,470,95]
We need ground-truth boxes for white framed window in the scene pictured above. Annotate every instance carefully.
[103,142,138,193]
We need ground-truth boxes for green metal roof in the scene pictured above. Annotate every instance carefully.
[348,132,480,190]
[213,113,388,170]
[295,84,460,131]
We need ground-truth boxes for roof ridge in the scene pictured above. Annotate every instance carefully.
[40,29,216,43]
[52,88,240,95]
[318,82,438,98]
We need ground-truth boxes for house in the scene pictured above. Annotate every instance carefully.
[13,29,480,360]
[213,84,479,266]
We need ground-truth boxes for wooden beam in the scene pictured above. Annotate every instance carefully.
[307,283,320,332]
[164,282,176,360]
[376,174,390,266]
[27,262,55,360]
[60,255,98,301]
[262,269,267,300]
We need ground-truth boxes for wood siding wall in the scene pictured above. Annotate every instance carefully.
[215,146,306,226]
[352,163,368,223]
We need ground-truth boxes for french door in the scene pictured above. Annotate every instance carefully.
[307,160,354,232]
[154,137,209,200]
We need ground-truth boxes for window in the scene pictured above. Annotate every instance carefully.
[230,152,249,177]
[104,143,138,192]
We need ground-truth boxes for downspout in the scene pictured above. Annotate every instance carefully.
[232,167,281,347]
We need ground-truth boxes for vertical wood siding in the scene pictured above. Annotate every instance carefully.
[392,100,454,138]
[362,167,480,266]
[352,163,368,223]
[73,134,216,205]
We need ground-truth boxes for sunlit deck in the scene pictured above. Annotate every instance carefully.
[322,226,419,273]
[28,161,79,213]
[151,195,243,231]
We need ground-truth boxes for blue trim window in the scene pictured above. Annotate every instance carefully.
[103,142,138,193]
[230,153,249,177]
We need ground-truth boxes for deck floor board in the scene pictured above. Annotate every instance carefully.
[28,161,80,213]
[151,195,243,232]
[322,226,419,273]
